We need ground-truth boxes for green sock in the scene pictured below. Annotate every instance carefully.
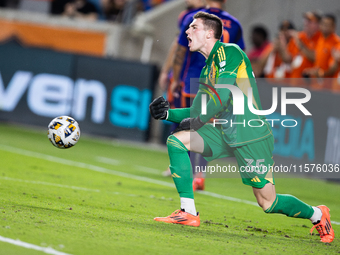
[167,135,194,199]
[265,194,314,219]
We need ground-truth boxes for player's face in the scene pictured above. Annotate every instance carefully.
[186,18,209,52]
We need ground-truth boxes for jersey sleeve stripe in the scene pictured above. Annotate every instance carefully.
[221,47,226,60]
[217,48,221,62]
[217,47,226,62]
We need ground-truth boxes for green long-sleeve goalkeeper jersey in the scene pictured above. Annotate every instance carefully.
[167,41,272,147]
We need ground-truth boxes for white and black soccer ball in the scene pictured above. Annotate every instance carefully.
[47,116,80,149]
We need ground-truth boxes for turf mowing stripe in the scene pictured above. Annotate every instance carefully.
[0,176,100,193]
[0,235,72,255]
[0,145,174,188]
[198,191,258,206]
[2,145,340,226]
[0,176,150,198]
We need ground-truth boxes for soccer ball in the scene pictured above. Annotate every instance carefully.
[47,116,80,149]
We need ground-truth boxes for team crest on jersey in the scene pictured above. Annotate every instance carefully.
[209,61,216,86]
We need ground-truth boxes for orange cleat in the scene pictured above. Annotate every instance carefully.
[154,209,200,227]
[193,178,205,191]
[310,205,334,243]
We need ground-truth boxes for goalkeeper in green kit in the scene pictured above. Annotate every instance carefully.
[149,11,334,243]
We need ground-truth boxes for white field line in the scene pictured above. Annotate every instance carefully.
[1,145,339,226]
[0,145,174,188]
[0,235,71,255]
[133,165,160,174]
[0,176,142,198]
[96,156,121,166]
[0,176,100,193]
[3,176,340,226]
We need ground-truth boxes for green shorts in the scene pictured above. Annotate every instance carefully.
[196,124,275,189]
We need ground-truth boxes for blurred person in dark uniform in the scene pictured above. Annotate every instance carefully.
[51,0,71,15]
[101,0,126,22]
[62,0,99,20]
[247,25,271,77]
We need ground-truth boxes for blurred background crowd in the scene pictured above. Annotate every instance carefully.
[0,0,338,94]
[0,0,171,23]
[247,12,340,92]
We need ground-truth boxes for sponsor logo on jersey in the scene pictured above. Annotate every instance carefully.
[217,47,226,62]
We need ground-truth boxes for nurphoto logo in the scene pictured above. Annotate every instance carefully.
[200,84,312,128]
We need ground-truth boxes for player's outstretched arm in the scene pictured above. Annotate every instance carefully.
[170,88,210,133]
[171,116,205,134]
[149,96,191,123]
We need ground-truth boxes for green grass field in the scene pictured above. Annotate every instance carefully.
[0,123,339,255]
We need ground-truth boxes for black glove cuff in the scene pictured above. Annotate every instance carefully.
[191,116,205,131]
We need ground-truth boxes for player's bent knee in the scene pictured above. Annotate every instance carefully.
[255,195,276,211]
[255,198,269,211]
[261,201,274,212]
[253,183,276,211]
[263,195,278,214]
[167,134,188,152]
[172,131,191,149]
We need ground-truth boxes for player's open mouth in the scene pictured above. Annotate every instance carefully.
[187,37,192,46]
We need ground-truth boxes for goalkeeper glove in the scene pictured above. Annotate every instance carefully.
[172,116,205,134]
[149,96,170,120]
